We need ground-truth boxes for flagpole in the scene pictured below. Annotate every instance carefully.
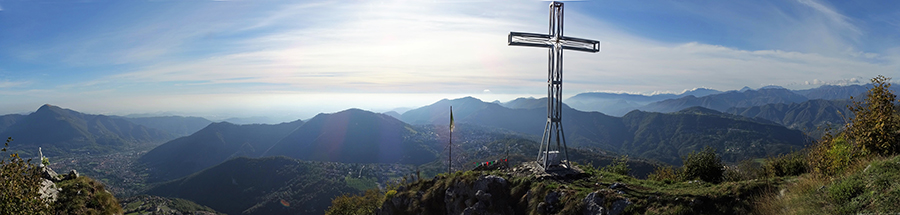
[448,106,453,175]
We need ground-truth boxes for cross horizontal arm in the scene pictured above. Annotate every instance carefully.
[508,32,552,48]
[559,36,600,53]
[508,32,601,53]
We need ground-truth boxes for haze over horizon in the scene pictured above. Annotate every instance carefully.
[2,0,899,121]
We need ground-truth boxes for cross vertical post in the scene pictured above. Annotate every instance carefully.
[508,1,600,170]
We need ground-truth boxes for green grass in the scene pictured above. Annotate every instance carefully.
[756,155,900,214]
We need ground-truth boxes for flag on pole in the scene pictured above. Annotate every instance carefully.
[450,106,455,132]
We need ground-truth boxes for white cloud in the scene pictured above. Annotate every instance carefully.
[84,0,899,96]
[8,0,900,117]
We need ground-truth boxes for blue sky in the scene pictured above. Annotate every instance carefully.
[1,0,898,121]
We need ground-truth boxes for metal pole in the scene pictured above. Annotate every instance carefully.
[448,106,452,175]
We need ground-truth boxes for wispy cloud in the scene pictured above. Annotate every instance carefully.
[75,0,898,97]
[797,0,860,35]
[3,0,900,118]
[0,80,30,88]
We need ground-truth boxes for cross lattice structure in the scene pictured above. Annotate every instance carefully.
[508,1,600,170]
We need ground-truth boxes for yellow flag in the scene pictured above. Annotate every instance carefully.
[450,106,454,132]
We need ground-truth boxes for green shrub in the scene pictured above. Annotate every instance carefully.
[648,165,678,182]
[384,189,397,202]
[0,137,51,215]
[680,146,724,183]
[602,155,630,176]
[765,151,807,177]
[53,176,123,214]
[326,189,383,215]
[809,134,864,175]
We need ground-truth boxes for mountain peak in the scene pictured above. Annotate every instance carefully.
[453,96,483,102]
[33,104,77,119]
[37,104,62,112]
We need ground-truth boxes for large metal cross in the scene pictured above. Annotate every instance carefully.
[508,1,600,170]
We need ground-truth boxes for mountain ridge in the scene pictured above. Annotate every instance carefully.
[1,104,172,157]
[140,120,304,182]
[265,108,438,165]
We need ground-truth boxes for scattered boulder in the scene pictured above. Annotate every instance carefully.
[65,169,79,180]
[443,175,512,215]
[42,166,60,181]
[582,191,606,215]
[609,198,631,215]
[37,166,87,203]
[39,179,59,202]
[542,191,564,213]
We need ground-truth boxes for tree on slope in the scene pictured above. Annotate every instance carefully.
[0,137,51,214]
[848,75,900,155]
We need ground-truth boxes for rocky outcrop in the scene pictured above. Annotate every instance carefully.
[378,175,515,215]
[445,175,513,215]
[582,191,606,215]
[376,163,638,215]
[581,190,631,215]
[38,166,81,203]
[39,166,61,202]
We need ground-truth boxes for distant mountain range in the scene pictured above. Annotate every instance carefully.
[0,104,172,157]
[565,88,722,116]
[638,88,809,113]
[399,97,810,165]
[566,84,897,116]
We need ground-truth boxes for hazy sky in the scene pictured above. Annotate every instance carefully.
[1,0,899,121]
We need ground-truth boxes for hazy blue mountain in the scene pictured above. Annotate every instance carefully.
[501,97,548,109]
[400,96,500,125]
[146,156,358,215]
[140,120,303,182]
[388,107,413,114]
[265,109,438,165]
[0,104,172,157]
[382,110,402,119]
[565,88,721,116]
[223,116,284,125]
[404,97,628,149]
[0,114,25,133]
[639,88,809,113]
[727,99,853,137]
[793,84,900,100]
[124,116,213,138]
[402,97,810,165]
